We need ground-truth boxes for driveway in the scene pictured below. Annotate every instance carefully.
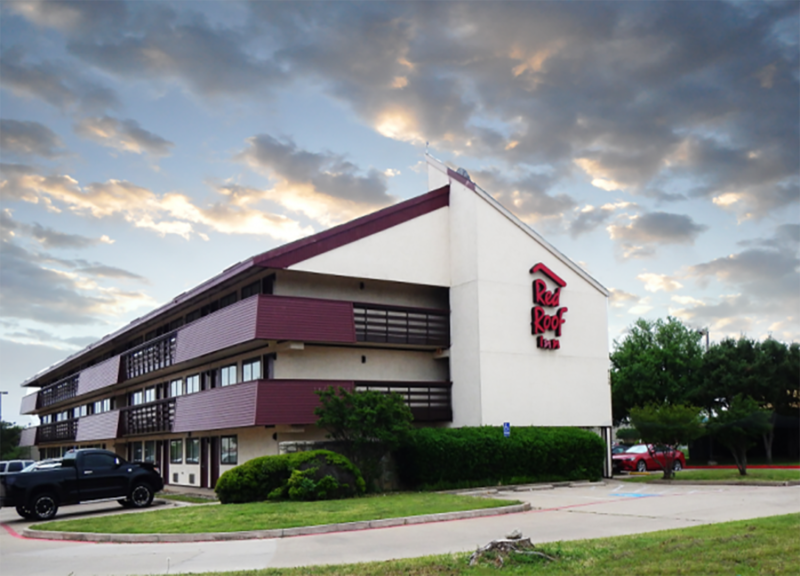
[2,481,799,576]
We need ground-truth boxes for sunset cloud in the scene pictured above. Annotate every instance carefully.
[637,273,684,293]
[74,116,174,157]
[0,119,66,158]
[0,164,313,241]
[236,134,397,225]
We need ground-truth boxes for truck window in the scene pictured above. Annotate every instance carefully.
[84,453,117,470]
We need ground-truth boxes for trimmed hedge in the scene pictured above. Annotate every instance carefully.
[394,426,605,490]
[215,450,366,504]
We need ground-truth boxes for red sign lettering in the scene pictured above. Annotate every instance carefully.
[533,279,561,307]
[530,263,568,351]
[531,306,568,337]
[537,336,561,350]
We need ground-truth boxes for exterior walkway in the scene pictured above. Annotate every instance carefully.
[1,481,798,576]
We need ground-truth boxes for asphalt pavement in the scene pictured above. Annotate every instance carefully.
[1,480,799,576]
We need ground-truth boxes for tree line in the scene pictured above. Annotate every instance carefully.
[611,317,799,477]
[1,421,25,460]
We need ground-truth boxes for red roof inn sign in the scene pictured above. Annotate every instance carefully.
[530,263,568,350]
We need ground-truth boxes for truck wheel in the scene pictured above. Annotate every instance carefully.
[129,483,154,508]
[16,505,35,520]
[30,493,59,520]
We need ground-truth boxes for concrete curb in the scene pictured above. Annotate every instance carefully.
[441,479,607,496]
[21,502,531,543]
[638,479,800,487]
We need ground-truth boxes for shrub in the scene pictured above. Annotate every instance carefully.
[394,426,605,490]
[215,449,365,504]
[315,387,413,491]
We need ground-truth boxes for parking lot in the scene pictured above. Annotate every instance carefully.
[2,480,799,576]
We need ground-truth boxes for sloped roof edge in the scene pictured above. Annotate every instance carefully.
[427,154,609,297]
[253,185,450,269]
[20,187,450,388]
[20,258,257,388]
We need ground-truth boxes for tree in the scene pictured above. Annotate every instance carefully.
[707,395,771,476]
[784,342,800,458]
[691,337,760,411]
[615,427,639,445]
[754,340,800,463]
[629,403,705,479]
[693,337,799,463]
[1,421,24,460]
[611,317,704,424]
[314,387,414,491]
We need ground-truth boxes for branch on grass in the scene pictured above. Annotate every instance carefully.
[469,536,557,566]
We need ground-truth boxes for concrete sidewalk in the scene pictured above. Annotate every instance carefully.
[2,481,798,576]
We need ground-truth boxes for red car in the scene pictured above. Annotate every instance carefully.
[613,444,686,473]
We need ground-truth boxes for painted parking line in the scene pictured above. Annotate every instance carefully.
[615,493,659,498]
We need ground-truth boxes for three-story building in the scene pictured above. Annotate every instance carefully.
[17,156,614,486]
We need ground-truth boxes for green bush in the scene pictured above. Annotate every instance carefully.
[215,449,366,504]
[394,426,605,490]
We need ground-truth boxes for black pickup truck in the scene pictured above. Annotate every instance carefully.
[0,449,164,521]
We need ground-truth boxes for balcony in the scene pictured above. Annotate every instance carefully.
[38,420,77,443]
[123,332,177,380]
[355,381,452,422]
[172,378,453,431]
[39,374,79,409]
[120,398,176,436]
[354,303,449,347]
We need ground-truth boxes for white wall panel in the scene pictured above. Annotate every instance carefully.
[274,346,448,382]
[288,209,450,287]
[275,270,448,309]
[445,174,611,429]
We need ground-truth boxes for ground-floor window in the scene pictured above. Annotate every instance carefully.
[132,442,143,461]
[186,438,200,464]
[170,439,183,463]
[220,435,238,465]
[144,440,156,462]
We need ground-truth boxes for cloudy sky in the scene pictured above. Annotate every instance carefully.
[1,1,798,425]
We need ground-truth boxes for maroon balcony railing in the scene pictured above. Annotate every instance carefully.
[123,332,177,380]
[39,374,79,409]
[354,304,449,347]
[355,381,452,422]
[120,398,176,436]
[38,420,77,443]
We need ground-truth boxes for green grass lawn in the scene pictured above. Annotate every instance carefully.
[621,468,800,483]
[135,513,800,576]
[32,492,519,534]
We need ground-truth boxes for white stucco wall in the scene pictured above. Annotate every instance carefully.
[441,164,612,428]
[447,179,483,427]
[274,346,449,382]
[288,208,451,287]
[274,270,448,309]
[161,424,335,487]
